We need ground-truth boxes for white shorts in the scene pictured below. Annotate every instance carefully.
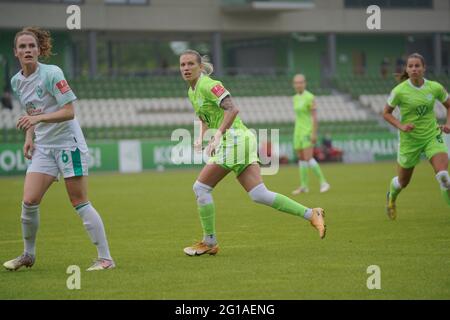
[27,147,89,179]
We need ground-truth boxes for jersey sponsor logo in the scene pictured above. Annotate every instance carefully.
[25,101,43,115]
[211,84,225,98]
[56,80,71,94]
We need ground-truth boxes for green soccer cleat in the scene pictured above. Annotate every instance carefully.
[3,253,35,271]
[386,192,397,220]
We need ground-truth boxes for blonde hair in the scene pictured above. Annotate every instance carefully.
[293,74,306,81]
[395,53,426,82]
[14,27,53,59]
[181,49,214,75]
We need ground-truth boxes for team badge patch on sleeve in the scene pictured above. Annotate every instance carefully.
[56,80,72,94]
[211,84,226,98]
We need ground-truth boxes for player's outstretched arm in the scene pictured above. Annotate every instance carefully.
[205,96,239,156]
[17,103,75,131]
[311,99,318,144]
[440,98,450,134]
[194,118,208,152]
[23,126,35,160]
[383,104,414,132]
[218,96,239,135]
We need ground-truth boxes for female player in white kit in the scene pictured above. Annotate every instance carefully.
[3,27,115,271]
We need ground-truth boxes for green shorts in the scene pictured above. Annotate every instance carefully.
[293,132,313,150]
[208,130,260,176]
[397,133,448,169]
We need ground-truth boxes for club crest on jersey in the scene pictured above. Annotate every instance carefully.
[56,80,71,94]
[211,84,225,98]
[416,105,428,117]
[426,94,433,101]
[36,85,43,98]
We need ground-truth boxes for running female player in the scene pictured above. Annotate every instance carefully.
[180,50,326,256]
[3,27,114,271]
[384,53,450,219]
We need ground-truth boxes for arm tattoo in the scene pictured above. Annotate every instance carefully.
[219,96,235,111]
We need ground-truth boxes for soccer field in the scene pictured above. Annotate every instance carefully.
[0,161,449,300]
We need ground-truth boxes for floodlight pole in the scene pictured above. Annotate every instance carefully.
[327,33,336,79]
[211,32,223,77]
[88,30,98,78]
[433,33,442,75]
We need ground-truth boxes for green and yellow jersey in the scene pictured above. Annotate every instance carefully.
[387,79,449,143]
[188,74,248,136]
[387,78,449,168]
[293,90,316,150]
[187,74,258,175]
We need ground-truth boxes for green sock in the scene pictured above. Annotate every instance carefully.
[271,193,310,219]
[389,177,402,202]
[309,159,327,185]
[198,203,215,235]
[299,161,309,188]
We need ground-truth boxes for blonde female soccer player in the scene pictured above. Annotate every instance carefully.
[180,50,327,256]
[291,74,330,195]
[384,53,450,219]
[3,27,115,271]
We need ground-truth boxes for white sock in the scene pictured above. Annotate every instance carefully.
[435,171,450,190]
[392,176,402,189]
[75,202,112,260]
[248,183,277,206]
[21,202,39,256]
[308,158,318,167]
[299,160,309,168]
[304,208,313,220]
[193,180,214,206]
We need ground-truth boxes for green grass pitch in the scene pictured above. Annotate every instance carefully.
[0,161,449,299]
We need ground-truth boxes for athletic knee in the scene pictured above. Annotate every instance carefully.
[22,198,41,206]
[70,197,88,207]
[248,183,276,205]
[193,180,213,205]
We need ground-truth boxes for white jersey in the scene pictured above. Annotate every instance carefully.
[11,63,87,152]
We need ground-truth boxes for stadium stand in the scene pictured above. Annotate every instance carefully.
[0,87,388,143]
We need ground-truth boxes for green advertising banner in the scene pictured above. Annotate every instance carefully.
[4,131,448,176]
[0,142,119,176]
[0,144,29,176]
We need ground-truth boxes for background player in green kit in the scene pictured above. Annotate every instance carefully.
[383,53,450,219]
[3,27,114,271]
[291,74,330,195]
[179,50,327,256]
